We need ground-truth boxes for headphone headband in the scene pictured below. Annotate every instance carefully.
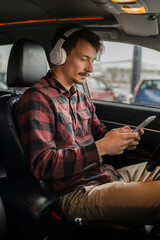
[50,27,81,65]
[63,27,81,37]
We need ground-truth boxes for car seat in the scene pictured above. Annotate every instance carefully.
[0,39,57,240]
[0,39,151,240]
[0,196,6,240]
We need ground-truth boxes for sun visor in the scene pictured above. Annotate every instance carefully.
[115,14,159,36]
[92,0,160,14]
[92,0,160,36]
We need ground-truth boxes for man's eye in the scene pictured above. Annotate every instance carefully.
[81,58,87,61]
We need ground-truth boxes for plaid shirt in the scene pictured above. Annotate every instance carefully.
[15,70,119,196]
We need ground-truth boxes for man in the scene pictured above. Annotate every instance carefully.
[15,26,160,225]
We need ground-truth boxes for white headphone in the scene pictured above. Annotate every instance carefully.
[50,27,81,65]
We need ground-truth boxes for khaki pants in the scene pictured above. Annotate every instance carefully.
[59,162,160,225]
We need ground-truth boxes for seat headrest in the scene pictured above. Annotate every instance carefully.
[7,39,48,87]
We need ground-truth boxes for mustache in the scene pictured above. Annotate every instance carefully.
[79,72,90,77]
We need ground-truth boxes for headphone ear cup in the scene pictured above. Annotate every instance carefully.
[58,48,67,65]
[50,47,67,65]
[50,48,59,65]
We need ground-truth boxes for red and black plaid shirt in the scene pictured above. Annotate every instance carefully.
[15,70,119,196]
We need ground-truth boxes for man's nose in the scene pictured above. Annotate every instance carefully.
[86,61,93,73]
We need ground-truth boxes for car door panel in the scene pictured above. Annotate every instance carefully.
[93,100,160,169]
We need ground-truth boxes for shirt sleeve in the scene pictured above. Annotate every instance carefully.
[15,88,100,181]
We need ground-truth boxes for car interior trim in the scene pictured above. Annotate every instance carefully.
[100,119,160,133]
[0,16,105,27]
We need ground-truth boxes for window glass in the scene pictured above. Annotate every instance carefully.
[87,41,160,107]
[140,79,160,90]
[0,44,12,90]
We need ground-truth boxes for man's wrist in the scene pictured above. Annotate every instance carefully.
[95,139,105,157]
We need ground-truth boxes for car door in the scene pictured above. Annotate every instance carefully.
[85,41,160,170]
[93,100,160,169]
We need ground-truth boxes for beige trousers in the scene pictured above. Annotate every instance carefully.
[59,162,160,225]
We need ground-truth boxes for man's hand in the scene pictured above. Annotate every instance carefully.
[124,126,144,150]
[95,126,144,156]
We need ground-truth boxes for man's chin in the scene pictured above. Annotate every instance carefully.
[73,78,86,85]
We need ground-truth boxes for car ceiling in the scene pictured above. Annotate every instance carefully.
[1,0,160,53]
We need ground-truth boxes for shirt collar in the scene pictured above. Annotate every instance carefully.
[46,70,77,97]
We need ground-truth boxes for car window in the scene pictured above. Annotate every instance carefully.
[87,41,160,107]
[88,77,99,90]
[140,79,160,90]
[99,80,108,90]
[0,44,12,90]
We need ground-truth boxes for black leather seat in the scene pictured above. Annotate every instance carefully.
[0,39,57,240]
[0,196,6,240]
[0,39,49,179]
[0,39,150,240]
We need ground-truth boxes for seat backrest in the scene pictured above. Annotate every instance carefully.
[0,196,6,240]
[0,39,48,179]
[7,39,48,88]
[0,94,32,177]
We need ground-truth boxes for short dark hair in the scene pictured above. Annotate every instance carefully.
[51,26,104,60]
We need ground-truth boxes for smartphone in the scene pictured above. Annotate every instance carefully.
[133,115,156,132]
